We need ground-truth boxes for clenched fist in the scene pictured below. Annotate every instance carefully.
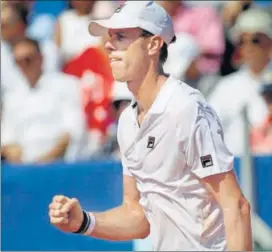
[49,195,83,233]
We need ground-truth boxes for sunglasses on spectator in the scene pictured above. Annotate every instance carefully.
[238,36,261,46]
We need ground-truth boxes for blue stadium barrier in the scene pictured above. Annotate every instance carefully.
[2,156,272,250]
[1,160,132,251]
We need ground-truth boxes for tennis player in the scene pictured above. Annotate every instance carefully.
[49,1,252,250]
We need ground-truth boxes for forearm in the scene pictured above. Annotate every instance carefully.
[36,133,70,162]
[223,200,252,251]
[89,202,150,241]
[1,145,23,163]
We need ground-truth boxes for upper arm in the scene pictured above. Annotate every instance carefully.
[200,170,246,210]
[123,175,140,204]
[54,20,62,48]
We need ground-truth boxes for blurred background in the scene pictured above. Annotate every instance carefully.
[1,0,272,251]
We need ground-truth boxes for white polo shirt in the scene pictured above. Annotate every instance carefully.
[117,76,234,251]
[208,65,269,156]
[1,72,89,163]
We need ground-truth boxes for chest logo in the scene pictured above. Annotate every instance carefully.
[147,136,155,149]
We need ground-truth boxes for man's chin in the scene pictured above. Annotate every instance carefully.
[112,73,127,83]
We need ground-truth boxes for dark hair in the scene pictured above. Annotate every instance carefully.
[13,4,29,26]
[12,37,41,53]
[141,29,176,64]
[112,100,131,111]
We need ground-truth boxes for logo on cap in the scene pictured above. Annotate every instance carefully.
[147,136,155,149]
[200,154,213,168]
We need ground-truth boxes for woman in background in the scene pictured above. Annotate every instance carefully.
[54,0,118,65]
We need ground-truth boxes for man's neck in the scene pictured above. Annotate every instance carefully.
[27,72,42,89]
[128,67,168,115]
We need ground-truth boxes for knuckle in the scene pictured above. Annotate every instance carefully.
[59,196,65,201]
[53,195,60,202]
[72,197,78,204]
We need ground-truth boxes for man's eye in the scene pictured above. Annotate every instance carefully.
[116,33,125,41]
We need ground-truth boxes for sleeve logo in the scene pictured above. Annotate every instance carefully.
[200,154,213,168]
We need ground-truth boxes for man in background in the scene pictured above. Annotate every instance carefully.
[209,8,272,156]
[1,38,89,164]
[1,4,60,99]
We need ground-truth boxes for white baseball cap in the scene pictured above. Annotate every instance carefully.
[230,8,272,43]
[111,81,133,102]
[164,32,200,79]
[88,1,175,45]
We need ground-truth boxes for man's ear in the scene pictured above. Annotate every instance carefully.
[147,36,164,57]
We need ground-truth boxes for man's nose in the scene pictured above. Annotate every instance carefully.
[104,39,115,54]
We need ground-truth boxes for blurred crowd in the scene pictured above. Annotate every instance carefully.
[1,0,272,165]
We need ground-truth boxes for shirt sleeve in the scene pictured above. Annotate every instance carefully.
[117,110,133,177]
[180,98,234,179]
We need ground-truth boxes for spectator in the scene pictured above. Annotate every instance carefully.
[94,81,133,159]
[63,46,115,155]
[55,0,117,65]
[1,38,89,164]
[208,8,272,156]
[164,32,220,98]
[251,69,272,155]
[157,0,225,75]
[1,0,57,42]
[1,4,61,98]
[220,0,253,76]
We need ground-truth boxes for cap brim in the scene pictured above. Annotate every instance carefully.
[229,25,272,44]
[88,18,138,37]
[88,19,112,37]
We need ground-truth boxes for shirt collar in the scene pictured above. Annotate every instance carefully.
[130,75,176,115]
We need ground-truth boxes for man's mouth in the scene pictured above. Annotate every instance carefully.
[110,58,120,62]
[109,56,121,62]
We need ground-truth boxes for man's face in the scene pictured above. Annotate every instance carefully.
[1,7,23,43]
[70,0,95,13]
[105,28,151,83]
[239,32,272,66]
[13,42,43,78]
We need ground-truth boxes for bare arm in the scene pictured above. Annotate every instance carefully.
[35,133,70,163]
[54,20,62,48]
[90,175,150,241]
[1,144,23,163]
[49,175,150,240]
[201,170,253,251]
